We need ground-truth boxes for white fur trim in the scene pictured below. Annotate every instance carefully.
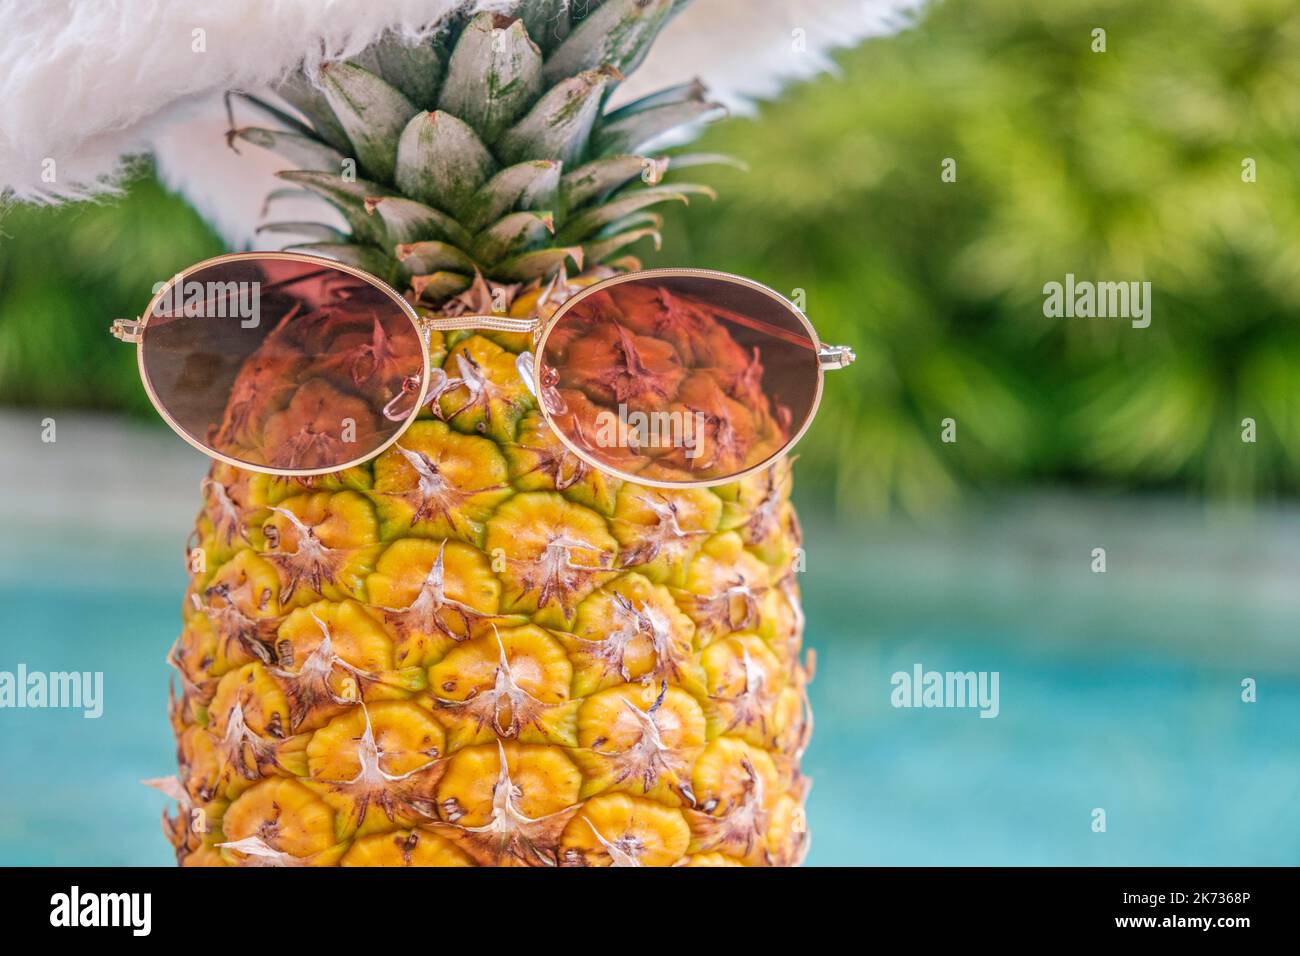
[1,0,919,247]
[0,0,477,203]
[618,0,922,108]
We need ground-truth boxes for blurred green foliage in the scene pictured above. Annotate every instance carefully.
[4,0,1300,516]
[654,0,1300,514]
[0,173,224,414]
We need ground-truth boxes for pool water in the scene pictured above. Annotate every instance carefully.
[796,497,1300,865]
[1,417,1296,865]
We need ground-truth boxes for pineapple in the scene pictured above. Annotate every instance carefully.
[154,0,813,867]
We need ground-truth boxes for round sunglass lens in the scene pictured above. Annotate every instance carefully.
[140,257,424,473]
[538,273,820,485]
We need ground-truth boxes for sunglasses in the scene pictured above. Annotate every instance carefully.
[111,252,855,488]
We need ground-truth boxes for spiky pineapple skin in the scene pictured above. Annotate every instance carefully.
[159,1,815,866]
[165,326,811,867]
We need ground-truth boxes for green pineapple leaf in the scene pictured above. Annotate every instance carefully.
[273,72,352,153]
[395,240,478,276]
[319,61,419,183]
[604,78,709,121]
[561,155,667,209]
[494,246,585,281]
[507,0,573,54]
[394,110,497,218]
[352,30,446,110]
[471,210,555,265]
[542,0,674,84]
[284,242,398,283]
[276,170,393,245]
[584,226,661,263]
[411,271,472,302]
[365,196,473,248]
[496,65,618,166]
[439,12,544,145]
[664,151,748,172]
[594,98,725,157]
[225,91,318,139]
[555,183,712,242]
[255,222,348,242]
[230,128,346,172]
[465,160,562,231]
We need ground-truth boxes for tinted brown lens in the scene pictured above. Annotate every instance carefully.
[538,274,819,484]
[141,257,424,473]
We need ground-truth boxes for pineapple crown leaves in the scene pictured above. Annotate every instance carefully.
[233,1,731,304]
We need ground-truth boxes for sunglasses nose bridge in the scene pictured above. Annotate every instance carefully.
[416,314,540,335]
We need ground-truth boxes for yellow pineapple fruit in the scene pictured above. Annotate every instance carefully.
[153,0,814,867]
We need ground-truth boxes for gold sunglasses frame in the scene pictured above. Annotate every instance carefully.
[112,251,854,488]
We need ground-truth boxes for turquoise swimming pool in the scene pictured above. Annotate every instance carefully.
[1,418,1296,865]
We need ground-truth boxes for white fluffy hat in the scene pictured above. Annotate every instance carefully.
[0,0,918,247]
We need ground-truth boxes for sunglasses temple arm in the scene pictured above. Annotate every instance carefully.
[110,318,143,343]
[112,306,538,344]
[818,344,856,370]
